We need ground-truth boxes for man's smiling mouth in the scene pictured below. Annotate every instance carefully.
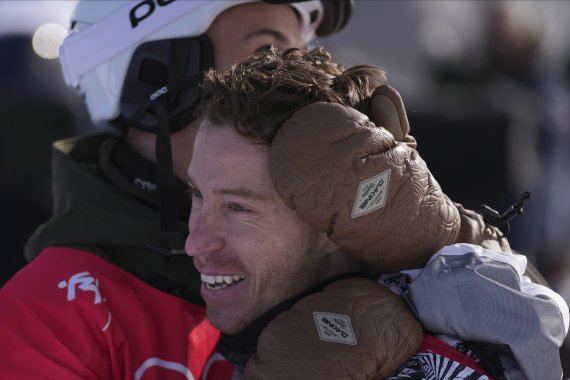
[201,274,245,290]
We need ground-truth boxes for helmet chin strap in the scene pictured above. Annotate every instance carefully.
[149,101,187,255]
[141,46,200,256]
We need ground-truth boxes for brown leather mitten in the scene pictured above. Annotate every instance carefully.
[455,202,511,253]
[270,85,460,272]
[243,277,423,380]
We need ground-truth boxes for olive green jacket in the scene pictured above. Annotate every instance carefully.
[25,133,203,304]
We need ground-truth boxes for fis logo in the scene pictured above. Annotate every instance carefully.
[58,271,103,305]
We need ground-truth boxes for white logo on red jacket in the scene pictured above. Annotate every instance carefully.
[58,271,102,304]
[135,358,194,380]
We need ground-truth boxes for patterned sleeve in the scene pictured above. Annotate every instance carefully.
[386,334,493,380]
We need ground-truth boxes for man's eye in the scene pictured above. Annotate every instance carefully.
[228,203,250,212]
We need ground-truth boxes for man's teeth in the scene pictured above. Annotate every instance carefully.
[201,274,245,289]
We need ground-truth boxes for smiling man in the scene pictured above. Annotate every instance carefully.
[184,47,427,379]
[185,47,569,379]
[187,124,344,334]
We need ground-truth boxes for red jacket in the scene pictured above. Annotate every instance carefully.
[0,247,233,380]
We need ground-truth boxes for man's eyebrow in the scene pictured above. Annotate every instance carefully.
[188,175,270,201]
[218,188,270,201]
[244,29,290,44]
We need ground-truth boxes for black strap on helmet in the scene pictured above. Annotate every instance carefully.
[147,100,186,255]
[263,0,353,37]
[126,37,215,255]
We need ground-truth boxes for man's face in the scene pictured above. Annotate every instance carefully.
[185,122,333,334]
[170,2,305,180]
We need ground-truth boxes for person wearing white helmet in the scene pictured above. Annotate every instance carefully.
[0,1,352,379]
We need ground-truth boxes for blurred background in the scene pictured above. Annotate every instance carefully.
[0,1,90,286]
[1,0,569,314]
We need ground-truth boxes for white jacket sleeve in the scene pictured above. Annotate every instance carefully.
[380,243,569,380]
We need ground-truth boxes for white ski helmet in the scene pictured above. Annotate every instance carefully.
[59,0,352,131]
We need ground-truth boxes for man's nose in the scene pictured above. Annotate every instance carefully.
[185,212,225,257]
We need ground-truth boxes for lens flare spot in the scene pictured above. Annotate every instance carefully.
[32,23,67,60]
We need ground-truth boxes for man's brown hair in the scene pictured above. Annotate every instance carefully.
[195,46,387,144]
